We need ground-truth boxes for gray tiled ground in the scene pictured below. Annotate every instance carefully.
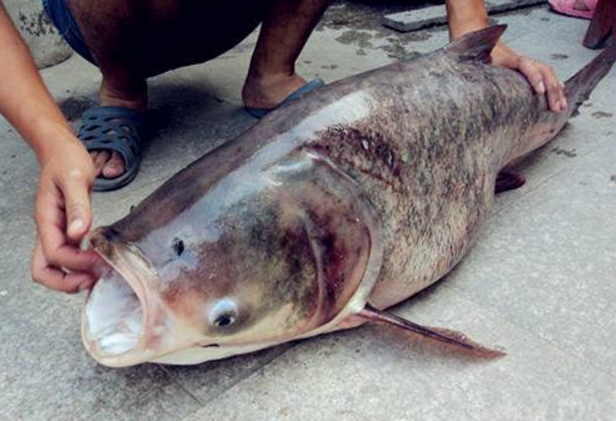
[1,3,615,421]
[184,289,615,421]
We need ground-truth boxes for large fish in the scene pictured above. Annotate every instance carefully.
[83,26,616,367]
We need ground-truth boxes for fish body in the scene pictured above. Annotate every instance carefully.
[83,26,616,367]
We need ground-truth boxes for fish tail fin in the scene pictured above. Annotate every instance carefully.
[565,44,616,114]
[504,44,616,167]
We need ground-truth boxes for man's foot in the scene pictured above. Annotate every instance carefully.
[79,106,145,192]
[89,78,147,180]
[243,73,325,118]
[242,72,309,111]
[549,0,597,19]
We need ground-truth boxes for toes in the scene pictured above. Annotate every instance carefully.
[91,151,110,174]
[102,151,125,179]
[573,0,591,11]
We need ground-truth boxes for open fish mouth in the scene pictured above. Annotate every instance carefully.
[81,235,160,367]
[84,264,145,359]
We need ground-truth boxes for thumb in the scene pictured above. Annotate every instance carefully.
[61,170,93,241]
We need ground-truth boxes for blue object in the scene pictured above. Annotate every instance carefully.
[78,107,145,191]
[42,0,96,64]
[245,78,325,119]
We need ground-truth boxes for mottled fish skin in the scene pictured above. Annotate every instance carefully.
[301,50,569,309]
[134,36,565,311]
[84,26,615,365]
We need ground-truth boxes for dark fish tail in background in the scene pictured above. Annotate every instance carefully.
[566,42,616,113]
[496,37,616,190]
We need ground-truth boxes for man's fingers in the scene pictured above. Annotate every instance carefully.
[491,44,565,113]
[518,58,546,95]
[538,64,564,113]
[34,183,68,256]
[517,58,565,113]
[35,266,95,293]
[38,222,100,271]
[34,173,99,273]
[61,169,93,241]
[35,190,100,271]
[32,239,96,293]
[560,80,567,109]
[40,239,101,271]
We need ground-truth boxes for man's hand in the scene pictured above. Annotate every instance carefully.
[445,0,566,113]
[0,3,102,292]
[491,41,567,113]
[32,138,101,293]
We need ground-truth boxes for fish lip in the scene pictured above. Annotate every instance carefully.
[81,233,159,367]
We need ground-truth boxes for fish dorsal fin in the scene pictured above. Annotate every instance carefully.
[358,305,505,358]
[446,25,507,64]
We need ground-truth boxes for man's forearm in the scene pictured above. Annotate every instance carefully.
[0,2,76,163]
[446,0,489,40]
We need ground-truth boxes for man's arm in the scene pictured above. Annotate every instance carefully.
[0,2,99,292]
[0,3,75,159]
[446,0,566,113]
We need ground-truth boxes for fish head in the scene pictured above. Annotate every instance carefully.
[82,150,382,367]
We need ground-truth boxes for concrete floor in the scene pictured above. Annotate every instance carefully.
[1,2,615,420]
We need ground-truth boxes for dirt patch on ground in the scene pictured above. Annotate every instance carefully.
[320,0,543,61]
[319,0,442,60]
[320,0,441,33]
[591,111,613,119]
[58,96,96,121]
[551,53,569,60]
[552,146,577,157]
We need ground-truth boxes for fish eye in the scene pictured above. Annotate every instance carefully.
[172,238,184,257]
[208,298,239,328]
[214,314,235,327]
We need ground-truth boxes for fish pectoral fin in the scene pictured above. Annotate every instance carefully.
[495,170,526,194]
[359,305,505,358]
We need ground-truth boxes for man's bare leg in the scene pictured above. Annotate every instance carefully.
[242,0,333,110]
[66,0,329,178]
[67,0,158,178]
